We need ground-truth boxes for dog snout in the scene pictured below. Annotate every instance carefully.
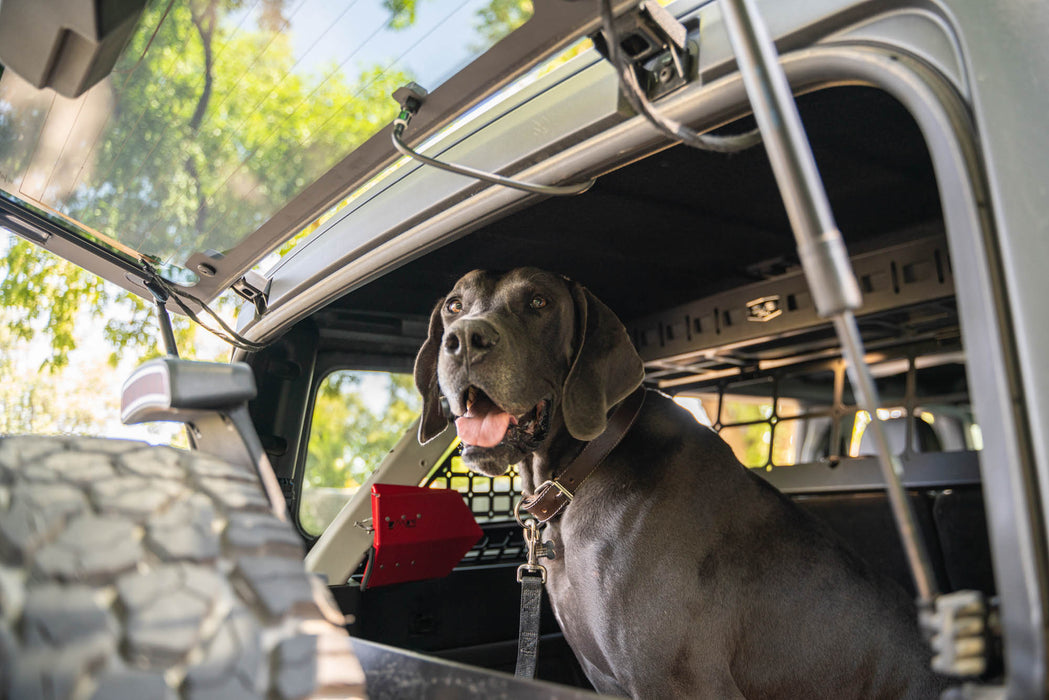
[444,319,500,362]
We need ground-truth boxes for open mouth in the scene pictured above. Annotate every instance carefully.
[454,386,549,450]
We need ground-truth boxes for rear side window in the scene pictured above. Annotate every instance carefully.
[300,370,421,536]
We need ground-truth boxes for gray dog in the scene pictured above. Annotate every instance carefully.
[414,267,946,699]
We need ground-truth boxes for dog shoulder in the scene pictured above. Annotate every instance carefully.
[640,391,744,461]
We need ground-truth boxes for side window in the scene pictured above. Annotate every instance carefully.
[299,370,422,536]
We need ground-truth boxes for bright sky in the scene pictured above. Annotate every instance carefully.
[278,0,494,89]
[0,229,233,445]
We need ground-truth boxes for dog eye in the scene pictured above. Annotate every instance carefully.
[446,298,463,314]
[530,295,547,310]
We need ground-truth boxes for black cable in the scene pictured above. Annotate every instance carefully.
[169,289,269,352]
[391,111,596,196]
[597,0,762,154]
[142,266,269,353]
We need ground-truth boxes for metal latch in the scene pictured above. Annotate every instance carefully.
[920,590,999,677]
[232,269,271,316]
[591,0,699,101]
[516,518,555,584]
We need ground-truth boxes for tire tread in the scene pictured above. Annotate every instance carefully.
[0,436,364,699]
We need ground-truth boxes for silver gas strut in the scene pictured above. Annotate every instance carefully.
[717,0,939,602]
[717,5,995,677]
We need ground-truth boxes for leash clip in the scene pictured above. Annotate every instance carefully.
[517,518,555,583]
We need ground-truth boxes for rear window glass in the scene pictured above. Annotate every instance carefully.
[0,0,534,279]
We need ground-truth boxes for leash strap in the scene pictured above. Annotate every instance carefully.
[519,386,646,523]
[515,519,551,678]
[515,573,544,678]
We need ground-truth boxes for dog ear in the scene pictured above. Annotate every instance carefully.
[561,283,645,441]
[414,298,449,444]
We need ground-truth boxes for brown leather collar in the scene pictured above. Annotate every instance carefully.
[517,386,646,523]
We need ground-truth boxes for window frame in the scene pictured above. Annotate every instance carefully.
[293,350,417,542]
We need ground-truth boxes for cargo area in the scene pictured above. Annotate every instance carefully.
[255,84,994,687]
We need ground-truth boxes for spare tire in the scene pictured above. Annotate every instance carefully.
[0,435,365,699]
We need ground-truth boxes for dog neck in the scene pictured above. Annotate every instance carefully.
[517,387,646,522]
[518,415,586,496]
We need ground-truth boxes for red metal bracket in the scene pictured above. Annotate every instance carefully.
[361,484,482,589]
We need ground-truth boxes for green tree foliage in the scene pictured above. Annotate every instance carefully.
[0,237,106,371]
[1,0,535,370]
[0,0,411,374]
[0,234,205,371]
[720,398,774,468]
[382,0,420,29]
[0,324,99,434]
[0,0,532,444]
[473,0,533,47]
[385,0,532,41]
[69,0,408,265]
[300,371,422,535]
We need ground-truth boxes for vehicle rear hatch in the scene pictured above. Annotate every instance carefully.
[0,0,624,305]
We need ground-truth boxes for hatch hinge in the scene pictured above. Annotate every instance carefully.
[232,270,271,316]
[591,0,699,102]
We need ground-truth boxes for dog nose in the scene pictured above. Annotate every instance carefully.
[444,319,500,361]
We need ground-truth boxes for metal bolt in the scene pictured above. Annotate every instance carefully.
[196,262,217,277]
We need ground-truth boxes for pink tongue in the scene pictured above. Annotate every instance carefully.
[455,396,513,448]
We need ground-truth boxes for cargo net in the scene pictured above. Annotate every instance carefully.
[421,452,528,566]
[667,344,979,471]
[423,453,523,522]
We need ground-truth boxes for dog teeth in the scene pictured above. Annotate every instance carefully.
[466,386,477,410]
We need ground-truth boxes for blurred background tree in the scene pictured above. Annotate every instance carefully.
[300,371,422,535]
[0,0,534,436]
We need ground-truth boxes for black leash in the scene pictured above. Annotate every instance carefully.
[514,517,554,678]
[516,571,545,677]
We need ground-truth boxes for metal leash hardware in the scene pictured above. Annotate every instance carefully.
[515,499,556,583]
[514,499,556,678]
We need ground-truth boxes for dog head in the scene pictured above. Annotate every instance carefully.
[414,268,644,475]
